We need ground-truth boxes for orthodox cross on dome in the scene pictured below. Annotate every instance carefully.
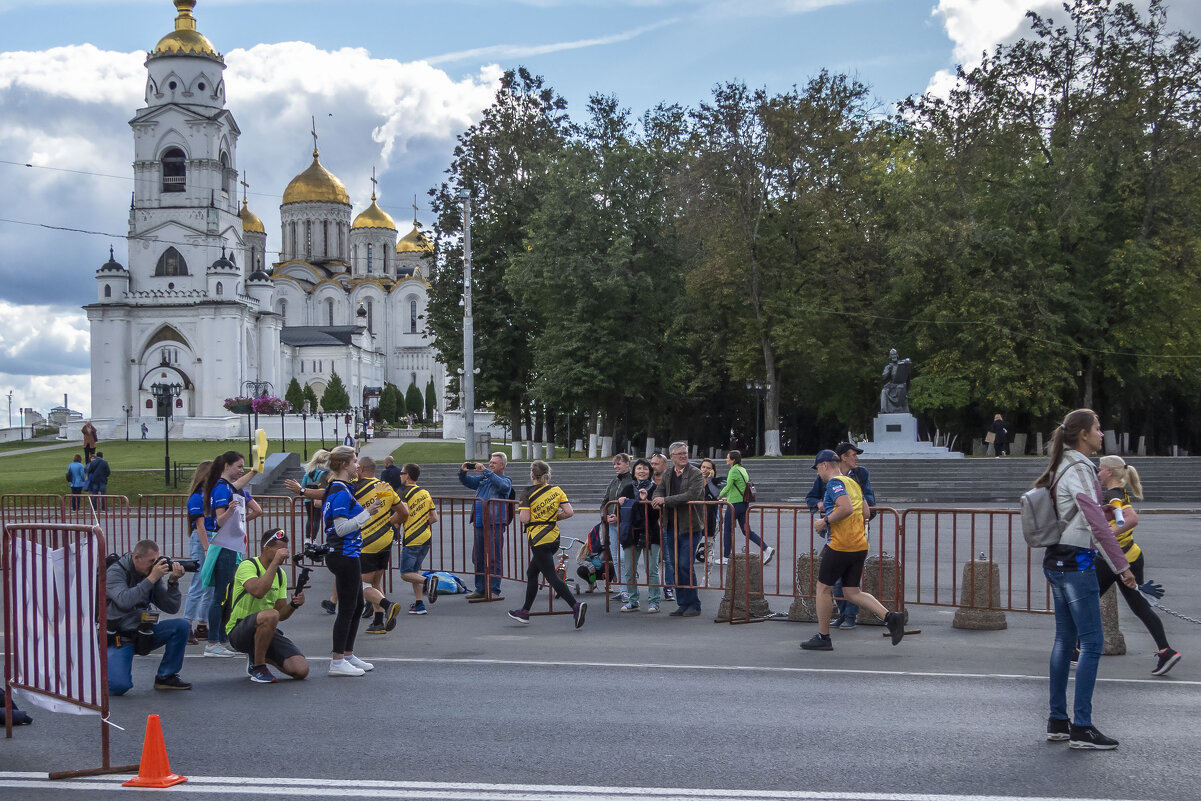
[412,195,418,225]
[310,116,319,157]
[240,170,249,203]
[370,166,378,201]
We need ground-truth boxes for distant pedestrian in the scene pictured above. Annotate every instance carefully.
[800,449,905,652]
[1034,409,1135,750]
[66,454,86,510]
[990,414,1009,457]
[140,422,149,440]
[81,420,97,462]
[1097,456,1180,676]
[84,451,110,509]
[507,460,586,629]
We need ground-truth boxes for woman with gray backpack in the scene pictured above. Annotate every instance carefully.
[1032,408,1136,751]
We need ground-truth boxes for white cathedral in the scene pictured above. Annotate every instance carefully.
[86,0,443,432]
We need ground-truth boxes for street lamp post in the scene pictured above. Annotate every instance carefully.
[6,390,11,429]
[459,187,475,461]
[151,382,182,485]
[745,380,771,457]
[122,404,132,441]
[301,401,310,461]
[317,411,326,450]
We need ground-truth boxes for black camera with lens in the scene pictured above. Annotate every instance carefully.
[298,542,331,562]
[156,555,201,573]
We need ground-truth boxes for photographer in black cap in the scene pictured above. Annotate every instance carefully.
[105,539,191,694]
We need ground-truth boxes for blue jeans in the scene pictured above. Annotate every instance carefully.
[722,502,765,557]
[205,547,238,643]
[182,532,213,623]
[664,528,700,611]
[473,526,504,594]
[107,618,190,695]
[1045,568,1103,727]
[622,544,662,606]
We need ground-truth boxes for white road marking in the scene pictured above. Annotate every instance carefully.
[180,654,1198,688]
[0,773,1161,801]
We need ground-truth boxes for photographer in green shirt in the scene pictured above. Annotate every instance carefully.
[225,529,309,684]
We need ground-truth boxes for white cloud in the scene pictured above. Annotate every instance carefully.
[0,40,501,418]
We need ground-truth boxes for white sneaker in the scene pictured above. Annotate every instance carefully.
[328,659,365,677]
[763,546,776,566]
[647,604,660,614]
[345,654,374,672]
[204,643,236,658]
[620,603,639,613]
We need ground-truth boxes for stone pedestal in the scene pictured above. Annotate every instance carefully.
[716,553,771,622]
[858,413,963,459]
[952,559,1007,630]
[1101,584,1126,655]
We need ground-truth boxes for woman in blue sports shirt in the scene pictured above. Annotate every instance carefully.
[322,445,382,677]
[182,460,213,643]
[202,451,253,657]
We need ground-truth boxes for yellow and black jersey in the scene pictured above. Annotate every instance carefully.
[401,484,434,547]
[1102,487,1142,562]
[519,484,568,547]
[351,477,401,554]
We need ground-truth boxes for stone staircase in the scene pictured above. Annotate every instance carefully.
[256,455,1201,507]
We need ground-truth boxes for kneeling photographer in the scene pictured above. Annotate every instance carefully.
[225,528,309,684]
[105,539,191,694]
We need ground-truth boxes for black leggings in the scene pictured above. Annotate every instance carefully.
[326,552,364,654]
[1095,553,1170,651]
[523,541,577,611]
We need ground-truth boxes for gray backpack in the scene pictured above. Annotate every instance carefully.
[1020,469,1078,548]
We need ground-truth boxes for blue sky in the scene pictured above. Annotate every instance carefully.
[0,0,1195,418]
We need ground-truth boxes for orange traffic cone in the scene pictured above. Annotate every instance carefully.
[122,714,187,788]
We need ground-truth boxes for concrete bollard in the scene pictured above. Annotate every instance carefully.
[788,552,831,622]
[1101,584,1126,655]
[716,553,771,622]
[857,554,905,626]
[952,558,1007,630]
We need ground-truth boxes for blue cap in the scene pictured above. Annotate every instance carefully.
[811,449,840,470]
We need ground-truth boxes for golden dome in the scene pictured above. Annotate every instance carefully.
[151,1,220,60]
[352,195,396,231]
[282,151,350,205]
[239,198,265,234]
[396,222,433,253]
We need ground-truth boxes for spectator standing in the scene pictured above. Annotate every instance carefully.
[81,420,97,462]
[648,452,673,601]
[201,451,252,658]
[652,442,705,617]
[458,452,513,600]
[1034,409,1135,750]
[85,451,111,509]
[1096,455,1181,676]
[801,450,905,652]
[397,463,440,614]
[105,539,190,693]
[380,455,403,491]
[618,459,662,613]
[66,454,86,510]
[717,450,774,566]
[182,461,214,644]
[699,459,723,563]
[990,414,1009,457]
[322,445,382,677]
[506,460,586,628]
[600,453,633,602]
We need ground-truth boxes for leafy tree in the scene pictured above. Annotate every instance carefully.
[284,378,306,415]
[321,371,350,413]
[405,383,424,422]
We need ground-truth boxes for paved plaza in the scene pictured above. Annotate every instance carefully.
[2,513,1199,800]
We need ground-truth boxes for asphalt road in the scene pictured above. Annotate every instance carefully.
[2,518,1199,800]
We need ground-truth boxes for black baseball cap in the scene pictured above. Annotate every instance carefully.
[835,442,864,456]
[811,449,840,469]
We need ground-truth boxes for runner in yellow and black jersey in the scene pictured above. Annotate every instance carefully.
[351,457,406,634]
[507,460,587,629]
[398,463,441,615]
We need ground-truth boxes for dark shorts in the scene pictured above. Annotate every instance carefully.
[818,547,868,588]
[228,613,302,666]
[399,543,430,574]
[359,548,391,575]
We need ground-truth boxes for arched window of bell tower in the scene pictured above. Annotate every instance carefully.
[161,148,186,193]
[220,152,232,198]
[155,247,189,276]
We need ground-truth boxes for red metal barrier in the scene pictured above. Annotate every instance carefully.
[3,522,137,778]
[137,495,190,561]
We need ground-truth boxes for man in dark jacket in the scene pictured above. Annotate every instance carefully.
[652,441,705,616]
[85,452,111,509]
[105,540,191,693]
[600,453,633,601]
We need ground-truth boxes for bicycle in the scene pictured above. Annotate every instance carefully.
[540,536,585,597]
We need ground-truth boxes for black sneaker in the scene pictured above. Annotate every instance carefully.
[153,674,192,691]
[884,611,905,645]
[800,634,833,651]
[1047,717,1071,742]
[362,604,375,619]
[507,608,530,624]
[425,576,439,605]
[1152,648,1182,677]
[1069,724,1118,750]
[573,601,588,630]
[384,601,402,632]
[321,600,336,615]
